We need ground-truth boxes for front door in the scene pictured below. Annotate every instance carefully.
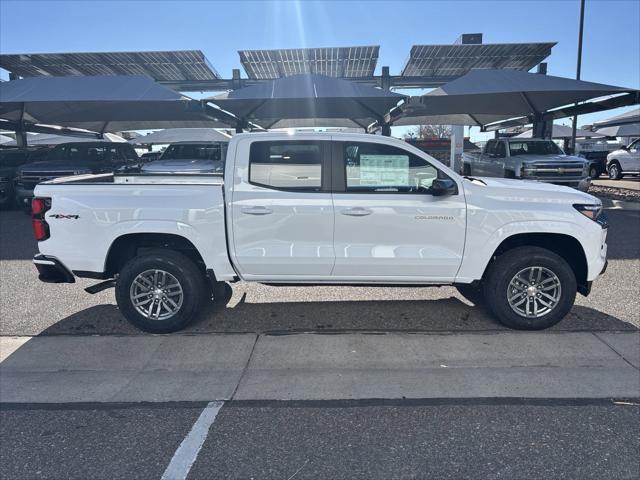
[230,138,335,278]
[621,139,640,172]
[331,140,466,282]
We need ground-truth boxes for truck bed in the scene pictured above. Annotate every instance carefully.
[34,173,234,279]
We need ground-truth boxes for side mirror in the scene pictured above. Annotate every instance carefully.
[431,178,457,196]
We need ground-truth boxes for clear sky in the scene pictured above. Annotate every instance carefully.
[1,0,638,140]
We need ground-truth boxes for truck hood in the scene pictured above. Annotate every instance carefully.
[513,154,587,164]
[142,159,224,173]
[18,160,92,174]
[467,176,598,204]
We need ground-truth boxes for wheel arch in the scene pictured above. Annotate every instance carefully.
[105,232,206,278]
[483,232,588,294]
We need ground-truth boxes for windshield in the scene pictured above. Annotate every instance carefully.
[161,143,225,161]
[508,141,562,156]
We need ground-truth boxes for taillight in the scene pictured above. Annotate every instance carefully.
[31,197,51,241]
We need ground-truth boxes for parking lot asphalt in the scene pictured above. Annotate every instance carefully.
[1,205,639,480]
[1,400,638,480]
[0,207,639,336]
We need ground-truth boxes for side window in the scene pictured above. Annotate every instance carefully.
[249,141,324,191]
[121,146,138,161]
[108,146,124,164]
[84,146,107,163]
[484,140,496,156]
[344,142,439,193]
[494,141,506,159]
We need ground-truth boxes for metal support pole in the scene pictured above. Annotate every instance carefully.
[570,0,586,154]
[15,131,27,148]
[381,66,391,91]
[232,69,242,91]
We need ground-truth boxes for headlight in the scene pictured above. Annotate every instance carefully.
[521,163,536,177]
[574,203,608,228]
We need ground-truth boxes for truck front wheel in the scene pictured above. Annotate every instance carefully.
[115,250,207,333]
[484,246,576,330]
[608,161,623,180]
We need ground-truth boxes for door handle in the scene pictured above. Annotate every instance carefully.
[341,207,372,217]
[241,206,273,215]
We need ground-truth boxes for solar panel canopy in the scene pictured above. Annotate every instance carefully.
[239,46,379,79]
[401,42,555,77]
[0,50,220,82]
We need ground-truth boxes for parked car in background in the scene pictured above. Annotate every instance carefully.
[606,138,640,179]
[15,142,141,210]
[575,139,623,178]
[141,141,227,174]
[140,151,163,162]
[31,132,607,334]
[0,148,52,209]
[462,138,591,191]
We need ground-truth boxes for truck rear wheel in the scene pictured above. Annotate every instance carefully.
[115,250,207,333]
[484,246,576,330]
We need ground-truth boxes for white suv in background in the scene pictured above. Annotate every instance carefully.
[606,138,640,179]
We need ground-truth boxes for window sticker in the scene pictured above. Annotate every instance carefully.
[358,154,409,186]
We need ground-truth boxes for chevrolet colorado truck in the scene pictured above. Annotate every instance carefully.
[462,138,591,191]
[31,133,608,333]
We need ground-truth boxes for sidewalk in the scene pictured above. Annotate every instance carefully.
[2,332,638,403]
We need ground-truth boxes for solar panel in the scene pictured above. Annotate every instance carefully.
[401,42,555,77]
[239,46,379,79]
[0,50,221,81]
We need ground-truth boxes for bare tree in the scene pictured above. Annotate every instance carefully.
[405,125,452,140]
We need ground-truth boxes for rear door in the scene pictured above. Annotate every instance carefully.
[331,139,466,281]
[230,138,335,278]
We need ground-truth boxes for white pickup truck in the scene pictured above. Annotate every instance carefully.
[462,138,591,191]
[31,132,608,333]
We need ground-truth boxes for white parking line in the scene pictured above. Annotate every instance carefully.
[161,401,224,480]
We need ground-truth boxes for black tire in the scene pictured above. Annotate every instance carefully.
[504,170,516,179]
[455,283,484,305]
[115,249,207,333]
[608,161,623,180]
[484,246,577,330]
[462,163,472,176]
[588,165,599,179]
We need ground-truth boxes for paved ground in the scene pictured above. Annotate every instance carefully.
[1,206,639,479]
[1,400,638,480]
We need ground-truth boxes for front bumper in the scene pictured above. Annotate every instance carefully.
[522,176,591,191]
[33,254,75,283]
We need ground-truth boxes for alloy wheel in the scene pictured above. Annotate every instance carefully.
[129,269,184,320]
[507,266,562,318]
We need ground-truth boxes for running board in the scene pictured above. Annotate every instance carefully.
[84,279,116,294]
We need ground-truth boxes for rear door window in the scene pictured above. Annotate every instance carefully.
[249,141,326,191]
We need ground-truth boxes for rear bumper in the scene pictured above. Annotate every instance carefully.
[33,254,75,284]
